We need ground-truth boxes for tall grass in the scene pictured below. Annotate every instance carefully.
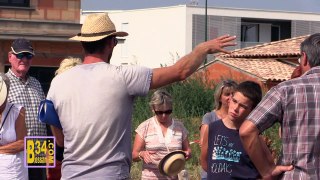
[132,78,215,129]
[130,77,281,179]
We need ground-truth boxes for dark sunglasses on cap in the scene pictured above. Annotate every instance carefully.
[154,109,173,115]
[14,52,34,60]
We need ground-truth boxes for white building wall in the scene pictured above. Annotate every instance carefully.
[101,6,188,68]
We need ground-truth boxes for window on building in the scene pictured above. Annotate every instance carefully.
[241,24,259,42]
[121,23,129,57]
[271,25,280,41]
[0,0,29,7]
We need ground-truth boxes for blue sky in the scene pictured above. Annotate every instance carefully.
[81,0,320,13]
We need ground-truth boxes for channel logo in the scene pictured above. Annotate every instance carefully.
[24,136,56,168]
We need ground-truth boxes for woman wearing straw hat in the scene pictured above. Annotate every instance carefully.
[132,89,191,180]
[0,73,28,179]
[47,13,236,179]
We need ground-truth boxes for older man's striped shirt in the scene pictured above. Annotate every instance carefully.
[247,66,320,180]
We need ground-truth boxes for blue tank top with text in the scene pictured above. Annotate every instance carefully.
[207,120,260,179]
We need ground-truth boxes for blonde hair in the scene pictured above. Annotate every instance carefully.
[55,57,82,76]
[214,80,237,110]
[149,89,173,107]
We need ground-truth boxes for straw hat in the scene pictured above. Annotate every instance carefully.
[158,150,186,177]
[70,13,128,42]
[0,73,9,107]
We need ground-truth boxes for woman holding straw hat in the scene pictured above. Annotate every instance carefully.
[132,89,191,180]
[0,73,28,179]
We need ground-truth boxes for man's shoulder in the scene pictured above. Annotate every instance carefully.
[5,70,15,79]
[278,67,320,88]
[118,65,152,76]
[28,76,44,94]
[275,74,318,92]
[28,76,41,84]
[68,63,151,77]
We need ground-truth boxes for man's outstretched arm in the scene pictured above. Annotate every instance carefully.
[151,34,236,89]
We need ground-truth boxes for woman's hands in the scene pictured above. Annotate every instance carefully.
[182,137,192,161]
[139,150,158,164]
[140,150,191,164]
[184,150,191,160]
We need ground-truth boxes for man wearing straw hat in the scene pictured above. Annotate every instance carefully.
[47,13,236,179]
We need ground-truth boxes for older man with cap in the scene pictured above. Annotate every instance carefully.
[47,13,236,179]
[7,38,47,180]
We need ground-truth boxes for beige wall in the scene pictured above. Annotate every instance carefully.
[0,0,80,23]
[0,0,82,70]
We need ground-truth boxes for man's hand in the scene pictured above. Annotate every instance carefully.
[263,165,294,180]
[150,34,236,89]
[291,65,302,79]
[201,34,237,54]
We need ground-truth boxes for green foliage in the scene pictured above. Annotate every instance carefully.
[167,79,214,118]
[132,77,215,136]
[262,123,282,159]
[132,93,153,131]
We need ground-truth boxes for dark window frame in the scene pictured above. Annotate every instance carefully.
[241,23,260,42]
[0,0,30,7]
[271,25,281,41]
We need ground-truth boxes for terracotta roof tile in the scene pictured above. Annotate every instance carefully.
[215,57,296,81]
[221,35,309,58]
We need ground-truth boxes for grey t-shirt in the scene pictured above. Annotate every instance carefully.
[47,62,152,179]
[202,111,220,125]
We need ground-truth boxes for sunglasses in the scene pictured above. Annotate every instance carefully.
[114,37,118,46]
[154,109,173,116]
[14,53,34,60]
[110,36,118,46]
